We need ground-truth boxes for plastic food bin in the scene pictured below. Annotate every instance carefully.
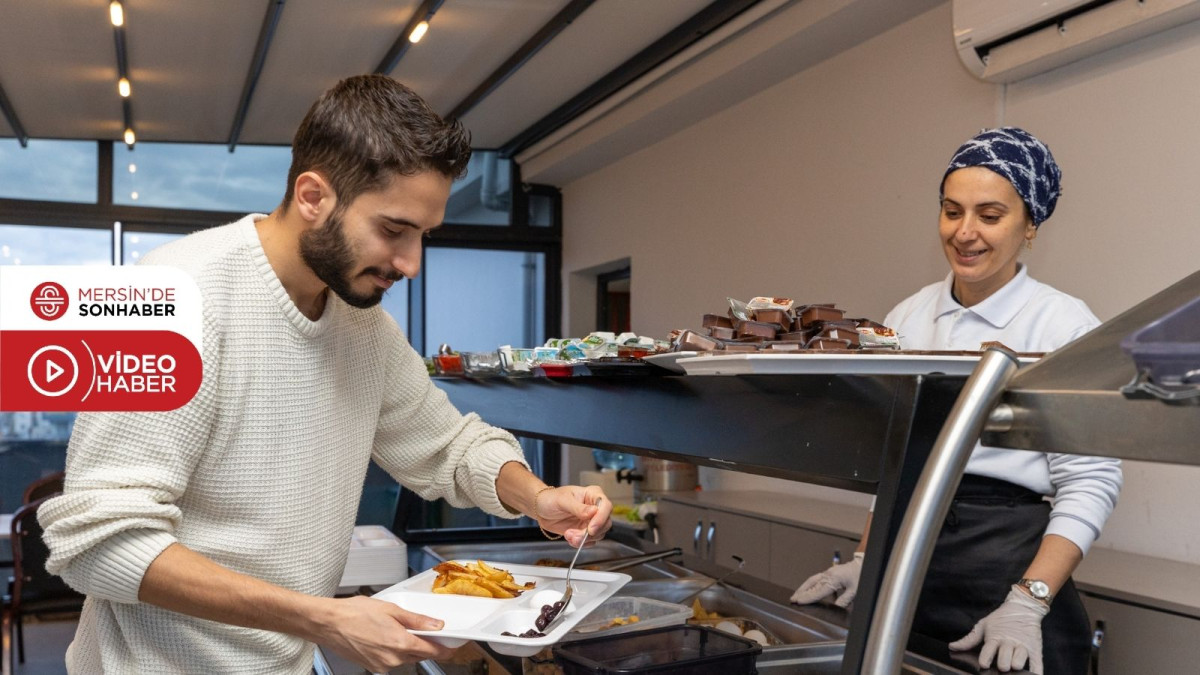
[565,596,691,640]
[1121,294,1200,388]
[553,624,762,674]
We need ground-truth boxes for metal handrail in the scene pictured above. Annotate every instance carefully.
[861,347,1021,674]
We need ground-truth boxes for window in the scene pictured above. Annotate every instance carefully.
[424,248,545,355]
[0,139,561,542]
[122,230,185,265]
[378,282,410,341]
[0,224,110,538]
[444,151,512,226]
[0,139,97,203]
[0,223,111,266]
[112,143,291,213]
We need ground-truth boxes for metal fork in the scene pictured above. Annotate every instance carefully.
[539,528,589,633]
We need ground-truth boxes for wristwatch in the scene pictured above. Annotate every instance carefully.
[1018,578,1053,605]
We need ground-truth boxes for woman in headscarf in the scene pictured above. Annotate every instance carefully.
[791,128,1123,675]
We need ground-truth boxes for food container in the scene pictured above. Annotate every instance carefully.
[499,346,536,376]
[433,352,464,375]
[634,457,697,498]
[462,350,503,377]
[796,305,843,328]
[553,624,761,674]
[689,616,783,646]
[1120,294,1200,389]
[565,596,691,640]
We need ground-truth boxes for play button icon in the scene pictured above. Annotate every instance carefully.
[27,345,79,397]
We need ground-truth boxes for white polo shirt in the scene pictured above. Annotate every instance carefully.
[884,265,1122,555]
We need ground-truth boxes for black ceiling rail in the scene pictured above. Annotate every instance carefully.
[228,0,287,152]
[374,0,444,75]
[446,0,596,121]
[0,79,28,147]
[113,13,133,146]
[498,0,761,158]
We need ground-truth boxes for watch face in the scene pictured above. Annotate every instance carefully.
[1029,580,1051,599]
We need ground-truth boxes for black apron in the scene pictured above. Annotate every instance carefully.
[912,474,1092,675]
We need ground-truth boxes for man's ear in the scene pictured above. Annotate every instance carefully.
[293,171,335,224]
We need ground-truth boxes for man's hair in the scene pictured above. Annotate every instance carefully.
[282,75,472,211]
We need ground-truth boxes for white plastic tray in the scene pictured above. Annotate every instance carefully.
[677,352,1039,377]
[372,560,630,657]
[641,351,699,373]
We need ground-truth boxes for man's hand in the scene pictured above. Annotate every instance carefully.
[318,595,457,672]
[949,586,1050,674]
[535,484,612,547]
[789,553,863,608]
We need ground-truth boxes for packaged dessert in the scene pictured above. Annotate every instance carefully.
[735,320,778,339]
[856,322,900,349]
[721,343,760,353]
[752,308,790,329]
[707,326,735,340]
[777,330,813,343]
[675,330,721,352]
[816,326,861,347]
[797,304,845,327]
[747,296,794,311]
[805,337,855,351]
[702,314,734,329]
[726,297,753,323]
[764,342,803,352]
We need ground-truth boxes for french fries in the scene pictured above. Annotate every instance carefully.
[430,560,537,599]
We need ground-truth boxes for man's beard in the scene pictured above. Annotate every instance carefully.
[298,210,401,309]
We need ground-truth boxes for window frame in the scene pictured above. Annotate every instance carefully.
[0,139,564,540]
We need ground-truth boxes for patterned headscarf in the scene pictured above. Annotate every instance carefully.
[941,127,1061,227]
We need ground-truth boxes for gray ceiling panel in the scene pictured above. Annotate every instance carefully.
[126,0,263,143]
[388,0,568,117]
[460,0,711,148]
[237,0,421,145]
[0,0,123,140]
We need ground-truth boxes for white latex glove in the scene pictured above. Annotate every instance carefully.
[789,552,863,608]
[949,585,1050,674]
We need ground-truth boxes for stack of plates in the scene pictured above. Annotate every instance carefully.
[337,525,408,591]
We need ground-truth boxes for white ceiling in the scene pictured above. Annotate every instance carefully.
[0,0,707,147]
[0,0,945,184]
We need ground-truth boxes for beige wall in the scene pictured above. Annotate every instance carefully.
[559,3,1200,565]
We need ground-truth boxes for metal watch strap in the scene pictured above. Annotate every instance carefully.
[1018,578,1053,605]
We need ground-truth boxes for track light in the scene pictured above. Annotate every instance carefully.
[118,77,131,97]
[124,127,135,147]
[110,1,124,27]
[409,20,429,43]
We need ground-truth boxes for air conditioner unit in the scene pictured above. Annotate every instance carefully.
[954,0,1200,82]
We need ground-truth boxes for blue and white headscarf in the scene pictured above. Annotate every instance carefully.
[941,127,1061,227]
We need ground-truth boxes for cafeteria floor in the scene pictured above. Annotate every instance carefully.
[5,615,72,675]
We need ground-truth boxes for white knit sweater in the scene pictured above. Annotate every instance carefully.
[40,215,529,674]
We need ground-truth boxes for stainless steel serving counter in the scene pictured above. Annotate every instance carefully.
[435,369,966,674]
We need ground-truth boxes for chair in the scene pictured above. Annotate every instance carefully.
[2,496,84,667]
[22,471,64,505]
